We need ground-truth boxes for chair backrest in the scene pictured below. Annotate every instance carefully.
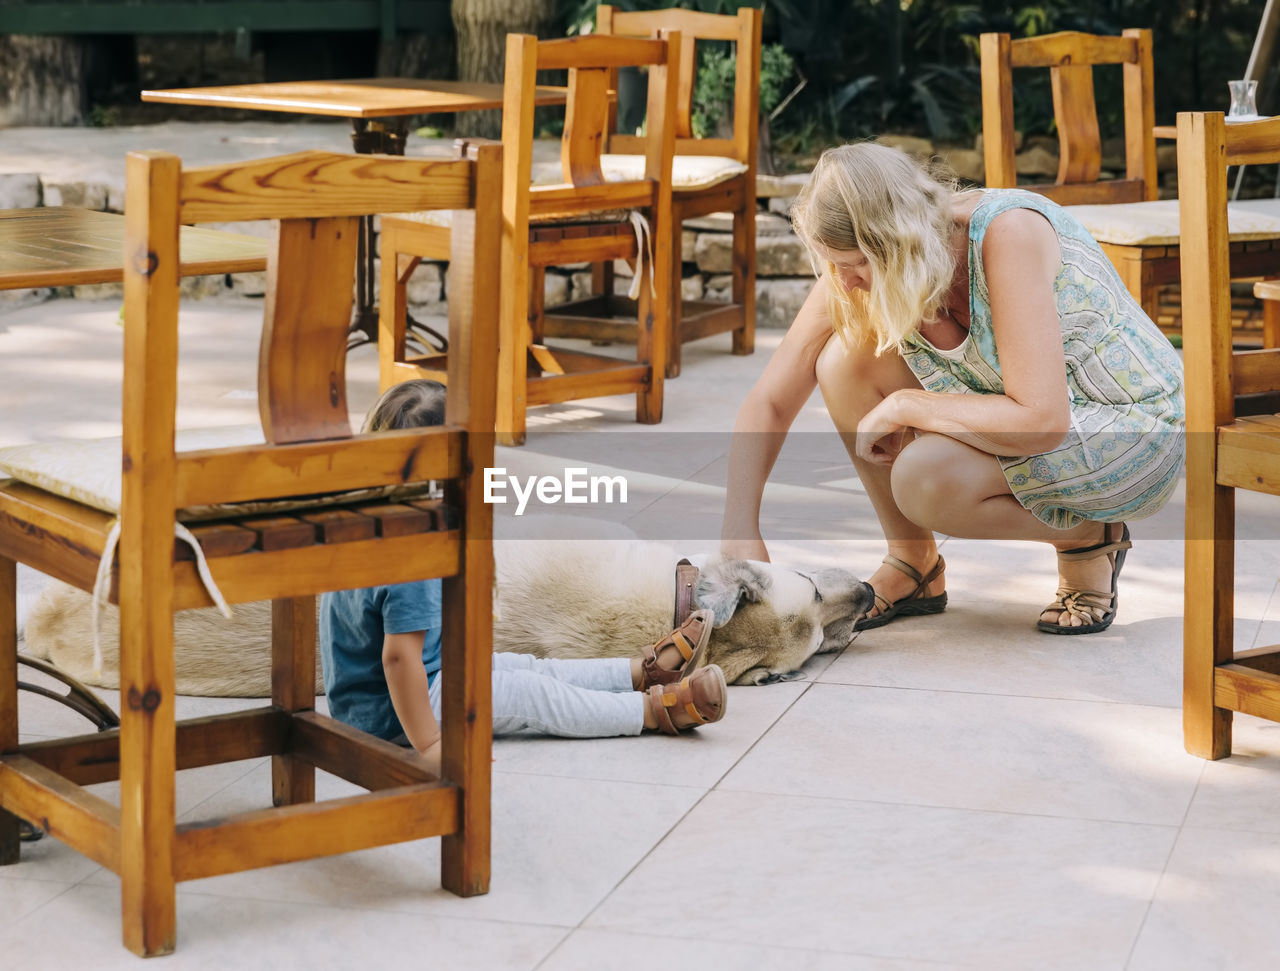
[121,145,501,533]
[1177,111,1280,435]
[596,3,761,165]
[980,28,1157,205]
[501,30,680,225]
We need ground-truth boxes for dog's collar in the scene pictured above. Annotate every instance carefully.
[674,558,699,629]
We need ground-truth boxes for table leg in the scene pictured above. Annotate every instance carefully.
[346,119,448,354]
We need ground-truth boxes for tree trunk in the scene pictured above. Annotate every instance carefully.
[0,36,88,126]
[451,0,557,137]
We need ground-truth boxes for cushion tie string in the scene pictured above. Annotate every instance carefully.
[626,210,657,301]
[89,520,232,677]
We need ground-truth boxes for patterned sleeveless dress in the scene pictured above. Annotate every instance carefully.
[900,188,1184,530]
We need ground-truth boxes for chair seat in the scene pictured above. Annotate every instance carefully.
[0,425,431,520]
[535,153,747,192]
[1067,198,1280,246]
[389,207,631,230]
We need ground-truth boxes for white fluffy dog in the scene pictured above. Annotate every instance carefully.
[21,528,872,696]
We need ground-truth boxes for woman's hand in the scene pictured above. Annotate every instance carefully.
[855,393,911,466]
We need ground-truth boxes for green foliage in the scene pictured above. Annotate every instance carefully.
[691,41,794,138]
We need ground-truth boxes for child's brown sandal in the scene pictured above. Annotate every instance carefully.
[647,664,728,735]
[637,608,714,691]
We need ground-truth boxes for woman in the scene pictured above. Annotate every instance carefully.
[720,143,1183,634]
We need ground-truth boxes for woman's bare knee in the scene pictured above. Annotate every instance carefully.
[890,434,1003,529]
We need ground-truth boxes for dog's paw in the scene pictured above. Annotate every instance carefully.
[740,667,806,686]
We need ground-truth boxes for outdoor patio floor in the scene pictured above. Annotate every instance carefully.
[4,292,1280,967]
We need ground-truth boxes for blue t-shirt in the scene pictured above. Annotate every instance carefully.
[319,579,442,740]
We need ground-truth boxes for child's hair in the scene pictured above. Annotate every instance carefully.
[362,380,447,433]
[790,142,959,354]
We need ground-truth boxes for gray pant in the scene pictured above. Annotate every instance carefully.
[428,653,644,738]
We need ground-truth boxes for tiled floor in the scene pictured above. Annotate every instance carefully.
[3,282,1280,970]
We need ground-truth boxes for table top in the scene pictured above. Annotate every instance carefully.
[0,207,268,290]
[141,78,569,118]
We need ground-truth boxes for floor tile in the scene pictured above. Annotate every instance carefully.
[0,881,564,969]
[586,789,1171,969]
[719,683,1202,825]
[84,763,704,928]
[0,875,74,931]
[542,928,963,971]
[1128,826,1280,971]
[1182,715,1280,833]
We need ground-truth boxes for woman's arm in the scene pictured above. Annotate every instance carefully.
[857,208,1071,463]
[721,279,837,561]
[382,631,442,773]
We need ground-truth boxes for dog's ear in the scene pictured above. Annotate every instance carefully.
[693,557,772,627]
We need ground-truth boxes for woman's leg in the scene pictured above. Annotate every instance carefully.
[889,433,1117,627]
[815,338,946,615]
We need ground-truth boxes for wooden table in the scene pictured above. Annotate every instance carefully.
[142,79,570,349]
[0,207,267,290]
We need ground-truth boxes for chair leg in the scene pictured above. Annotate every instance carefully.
[377,222,418,391]
[117,574,177,956]
[0,555,18,866]
[731,200,756,357]
[1184,484,1235,760]
[666,219,685,379]
[271,597,316,806]
[1264,277,1280,348]
[637,236,666,425]
[439,538,493,896]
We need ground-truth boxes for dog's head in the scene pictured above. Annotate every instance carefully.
[690,557,874,685]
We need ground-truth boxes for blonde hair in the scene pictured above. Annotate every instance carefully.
[791,142,959,353]
[362,379,447,433]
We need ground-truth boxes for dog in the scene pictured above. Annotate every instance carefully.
[20,538,872,696]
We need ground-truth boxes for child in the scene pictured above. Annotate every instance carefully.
[320,380,728,775]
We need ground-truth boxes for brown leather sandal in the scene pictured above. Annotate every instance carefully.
[854,555,948,631]
[637,608,714,691]
[647,664,728,735]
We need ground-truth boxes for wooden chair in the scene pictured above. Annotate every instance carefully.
[542,4,761,378]
[379,31,680,446]
[1180,111,1280,759]
[0,143,501,955]
[981,29,1280,345]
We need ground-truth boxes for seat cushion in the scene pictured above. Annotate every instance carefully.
[531,154,748,191]
[0,425,431,521]
[1066,198,1280,246]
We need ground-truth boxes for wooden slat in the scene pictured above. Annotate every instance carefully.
[562,66,611,186]
[528,234,636,267]
[1051,63,1101,185]
[528,181,655,217]
[680,300,744,341]
[1215,663,1280,722]
[527,364,650,406]
[0,554,16,865]
[359,503,437,537]
[1222,115,1280,168]
[0,756,121,873]
[409,499,459,530]
[239,515,316,552]
[178,151,475,224]
[0,503,103,594]
[1010,31,1137,68]
[607,5,742,42]
[1122,29,1158,199]
[536,34,667,71]
[1029,180,1147,206]
[185,522,257,558]
[174,783,458,882]
[980,32,1017,189]
[259,216,357,444]
[170,529,461,610]
[1218,427,1280,495]
[291,711,436,790]
[175,428,460,508]
[298,509,377,544]
[18,708,289,786]
[1232,645,1280,676]
[1232,348,1280,397]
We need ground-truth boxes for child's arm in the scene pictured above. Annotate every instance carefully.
[382,631,442,762]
